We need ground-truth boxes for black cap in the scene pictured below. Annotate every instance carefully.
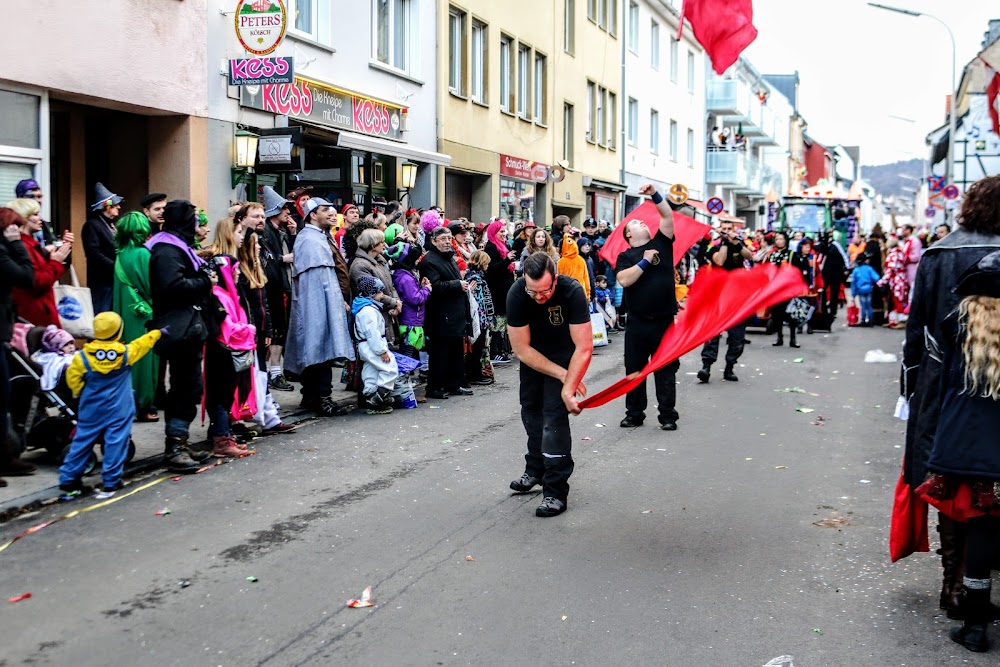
[141,192,167,209]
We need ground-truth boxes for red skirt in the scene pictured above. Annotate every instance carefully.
[916,474,1000,522]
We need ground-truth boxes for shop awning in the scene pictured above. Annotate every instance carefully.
[336,131,452,166]
[583,176,627,191]
[687,198,745,224]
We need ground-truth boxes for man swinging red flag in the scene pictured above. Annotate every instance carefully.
[679,0,759,75]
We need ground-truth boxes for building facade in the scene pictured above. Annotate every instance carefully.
[437,0,622,227]
[207,0,445,222]
[621,0,707,214]
[0,0,210,279]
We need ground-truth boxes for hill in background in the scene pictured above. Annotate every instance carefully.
[861,158,923,199]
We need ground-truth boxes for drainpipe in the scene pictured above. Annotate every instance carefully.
[619,0,627,214]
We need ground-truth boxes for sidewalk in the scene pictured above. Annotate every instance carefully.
[0,385,357,518]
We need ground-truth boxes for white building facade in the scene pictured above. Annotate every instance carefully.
[206,0,446,221]
[621,0,706,215]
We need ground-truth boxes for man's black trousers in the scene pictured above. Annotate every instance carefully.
[519,365,574,502]
[624,317,679,424]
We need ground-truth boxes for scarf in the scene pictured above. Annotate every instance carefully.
[486,221,512,273]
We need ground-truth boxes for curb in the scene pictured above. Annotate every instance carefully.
[0,398,355,522]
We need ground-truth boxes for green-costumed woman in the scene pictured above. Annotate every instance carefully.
[112,211,159,422]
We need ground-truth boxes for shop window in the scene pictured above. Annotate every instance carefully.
[448,7,467,96]
[471,20,488,104]
[0,90,40,149]
[533,53,547,124]
[500,177,535,224]
[374,0,413,73]
[290,0,332,47]
[593,192,616,222]
[500,35,514,113]
[517,44,531,120]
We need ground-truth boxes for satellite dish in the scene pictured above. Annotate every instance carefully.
[549,166,566,183]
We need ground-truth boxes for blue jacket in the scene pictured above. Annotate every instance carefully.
[850,264,880,296]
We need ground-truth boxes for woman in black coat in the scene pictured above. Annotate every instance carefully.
[483,220,515,362]
[916,250,1000,653]
[419,226,472,400]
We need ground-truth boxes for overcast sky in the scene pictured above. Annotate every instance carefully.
[742,0,997,166]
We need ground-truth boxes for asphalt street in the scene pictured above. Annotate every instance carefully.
[1,324,995,666]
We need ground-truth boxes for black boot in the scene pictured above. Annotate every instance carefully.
[939,515,967,616]
[696,364,711,384]
[723,365,739,382]
[164,436,205,474]
[772,331,783,346]
[789,327,800,348]
[950,582,991,653]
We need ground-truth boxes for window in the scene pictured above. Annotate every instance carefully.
[586,81,595,142]
[587,0,597,21]
[448,8,466,95]
[686,128,695,166]
[626,97,638,145]
[670,36,678,82]
[650,20,660,69]
[607,91,617,149]
[500,35,514,112]
[596,84,605,145]
[534,54,547,123]
[590,0,617,35]
[687,50,695,92]
[650,109,659,153]
[669,119,678,160]
[608,0,617,36]
[564,0,575,54]
[627,1,639,52]
[563,103,574,165]
[374,0,411,72]
[517,44,531,119]
[291,0,332,46]
[471,20,487,104]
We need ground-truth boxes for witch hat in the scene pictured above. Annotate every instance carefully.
[262,185,291,218]
[91,182,123,211]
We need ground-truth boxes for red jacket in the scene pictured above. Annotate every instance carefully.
[11,233,65,327]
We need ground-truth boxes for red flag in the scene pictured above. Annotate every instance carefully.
[987,69,1000,138]
[580,263,806,409]
[679,0,758,75]
[598,202,711,270]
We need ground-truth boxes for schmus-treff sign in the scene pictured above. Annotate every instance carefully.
[240,77,406,141]
[235,0,287,56]
[500,154,549,183]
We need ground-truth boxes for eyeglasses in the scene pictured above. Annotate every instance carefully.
[525,282,555,298]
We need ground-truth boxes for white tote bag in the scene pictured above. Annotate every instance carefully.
[591,308,608,347]
[54,265,95,339]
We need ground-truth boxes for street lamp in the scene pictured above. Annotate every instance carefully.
[868,2,957,218]
[231,129,259,188]
[398,162,418,204]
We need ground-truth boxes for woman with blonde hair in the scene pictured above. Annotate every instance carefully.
[916,250,1000,653]
[7,199,72,327]
[199,215,244,259]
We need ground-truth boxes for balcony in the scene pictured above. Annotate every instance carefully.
[706,79,752,120]
[706,148,751,189]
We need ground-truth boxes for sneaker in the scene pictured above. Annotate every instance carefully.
[95,481,125,500]
[366,404,393,415]
[425,389,449,400]
[263,422,298,435]
[231,422,261,439]
[470,378,494,386]
[509,473,540,494]
[535,497,567,517]
[301,396,352,416]
[212,436,246,458]
[450,387,474,397]
[492,355,512,366]
[58,479,91,495]
[269,374,295,392]
[619,416,644,428]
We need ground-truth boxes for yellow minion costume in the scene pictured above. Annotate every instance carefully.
[59,312,161,493]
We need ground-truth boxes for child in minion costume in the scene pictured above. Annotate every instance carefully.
[59,312,164,497]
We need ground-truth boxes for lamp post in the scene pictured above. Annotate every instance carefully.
[231,129,259,188]
[398,162,418,205]
[868,2,957,219]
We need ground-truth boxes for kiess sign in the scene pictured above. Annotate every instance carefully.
[229,56,294,86]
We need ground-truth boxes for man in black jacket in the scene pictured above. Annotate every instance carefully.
[419,226,473,400]
[260,186,296,390]
[902,175,1000,618]
[82,182,122,313]
[0,212,38,485]
[148,200,215,473]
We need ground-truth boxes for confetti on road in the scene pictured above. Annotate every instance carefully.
[155,509,171,516]
[793,358,805,363]
[347,586,374,608]
[582,437,593,441]
[775,466,787,470]
[246,576,258,583]
[860,479,872,484]
[7,593,31,603]
[466,555,474,561]
[795,408,815,414]
[595,423,606,427]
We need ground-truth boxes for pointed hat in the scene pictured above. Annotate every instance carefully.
[262,185,292,218]
[91,182,123,211]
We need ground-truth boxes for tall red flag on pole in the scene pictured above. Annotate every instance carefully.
[986,68,1000,138]
[678,0,759,75]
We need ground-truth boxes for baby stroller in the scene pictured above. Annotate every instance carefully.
[5,322,135,475]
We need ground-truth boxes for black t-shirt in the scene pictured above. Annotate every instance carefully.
[708,240,747,271]
[507,274,591,367]
[615,231,676,321]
